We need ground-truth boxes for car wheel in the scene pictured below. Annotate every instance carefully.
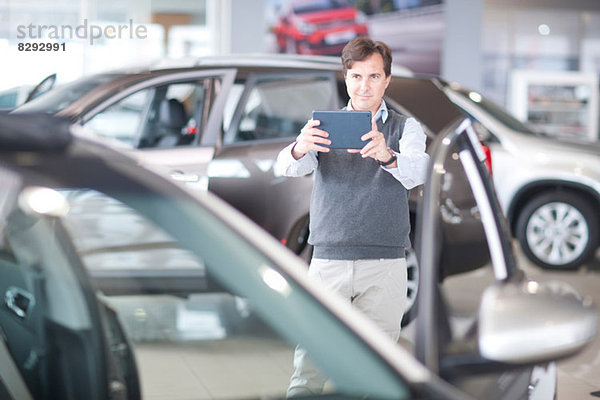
[287,216,313,263]
[516,192,599,270]
[401,247,419,327]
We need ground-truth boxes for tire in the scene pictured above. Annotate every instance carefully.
[287,216,313,264]
[401,247,419,327]
[516,192,599,270]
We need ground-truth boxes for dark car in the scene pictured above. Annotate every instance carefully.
[272,0,368,55]
[15,54,490,324]
[0,113,595,399]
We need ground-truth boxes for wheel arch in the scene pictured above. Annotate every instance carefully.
[507,180,600,236]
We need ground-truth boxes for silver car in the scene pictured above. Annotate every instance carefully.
[443,83,600,270]
[0,112,595,399]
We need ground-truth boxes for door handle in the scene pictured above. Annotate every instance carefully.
[5,287,34,319]
[170,171,200,182]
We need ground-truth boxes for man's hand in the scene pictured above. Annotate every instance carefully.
[348,118,396,166]
[292,119,331,160]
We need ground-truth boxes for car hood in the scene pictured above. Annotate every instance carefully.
[506,130,600,158]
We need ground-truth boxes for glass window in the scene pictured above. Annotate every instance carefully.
[293,0,349,14]
[0,91,18,109]
[85,78,219,149]
[225,76,334,144]
[86,89,151,147]
[16,74,120,114]
[56,188,409,400]
[437,138,494,323]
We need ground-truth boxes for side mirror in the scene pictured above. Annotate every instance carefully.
[478,280,597,364]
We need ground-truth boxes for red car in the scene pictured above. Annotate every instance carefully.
[273,0,368,55]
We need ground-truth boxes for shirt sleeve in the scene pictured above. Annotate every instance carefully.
[274,142,319,177]
[382,117,430,190]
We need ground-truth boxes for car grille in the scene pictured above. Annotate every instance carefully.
[314,19,356,30]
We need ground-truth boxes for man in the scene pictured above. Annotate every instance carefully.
[275,37,429,396]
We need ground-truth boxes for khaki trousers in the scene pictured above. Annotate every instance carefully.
[287,258,407,397]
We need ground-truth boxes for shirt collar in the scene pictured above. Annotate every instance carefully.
[347,99,388,123]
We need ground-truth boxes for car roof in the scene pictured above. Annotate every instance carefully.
[29,54,409,119]
[151,53,413,76]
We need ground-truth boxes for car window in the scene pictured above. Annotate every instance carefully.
[293,0,349,14]
[0,91,19,109]
[0,180,107,399]
[85,89,151,146]
[85,78,220,149]
[222,83,245,133]
[437,136,495,329]
[225,75,334,144]
[56,188,410,400]
[452,87,538,135]
[15,74,120,114]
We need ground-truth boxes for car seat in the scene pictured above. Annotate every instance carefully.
[156,98,188,147]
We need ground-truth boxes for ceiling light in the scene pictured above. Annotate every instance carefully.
[538,24,550,35]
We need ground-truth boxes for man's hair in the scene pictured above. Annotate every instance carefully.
[341,37,392,77]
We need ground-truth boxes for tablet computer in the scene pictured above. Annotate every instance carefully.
[312,110,372,149]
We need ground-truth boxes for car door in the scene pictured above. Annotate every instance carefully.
[82,69,236,192]
[208,71,339,245]
[0,176,140,400]
[415,117,532,399]
[413,118,597,399]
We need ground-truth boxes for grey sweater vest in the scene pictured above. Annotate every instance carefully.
[309,110,410,259]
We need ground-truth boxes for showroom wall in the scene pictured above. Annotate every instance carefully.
[480,0,600,140]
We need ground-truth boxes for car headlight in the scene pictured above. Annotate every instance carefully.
[355,11,368,25]
[295,19,316,35]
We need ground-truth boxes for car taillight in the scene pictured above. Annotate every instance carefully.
[481,144,492,175]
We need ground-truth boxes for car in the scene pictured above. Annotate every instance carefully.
[0,74,56,111]
[272,0,368,55]
[0,112,595,399]
[15,54,491,326]
[441,82,600,270]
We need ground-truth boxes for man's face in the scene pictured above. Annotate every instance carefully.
[345,52,391,115]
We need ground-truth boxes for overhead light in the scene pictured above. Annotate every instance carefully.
[538,24,551,36]
[469,91,483,103]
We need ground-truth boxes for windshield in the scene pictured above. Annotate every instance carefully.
[14,74,120,114]
[453,87,539,135]
[0,152,412,400]
[293,0,350,14]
